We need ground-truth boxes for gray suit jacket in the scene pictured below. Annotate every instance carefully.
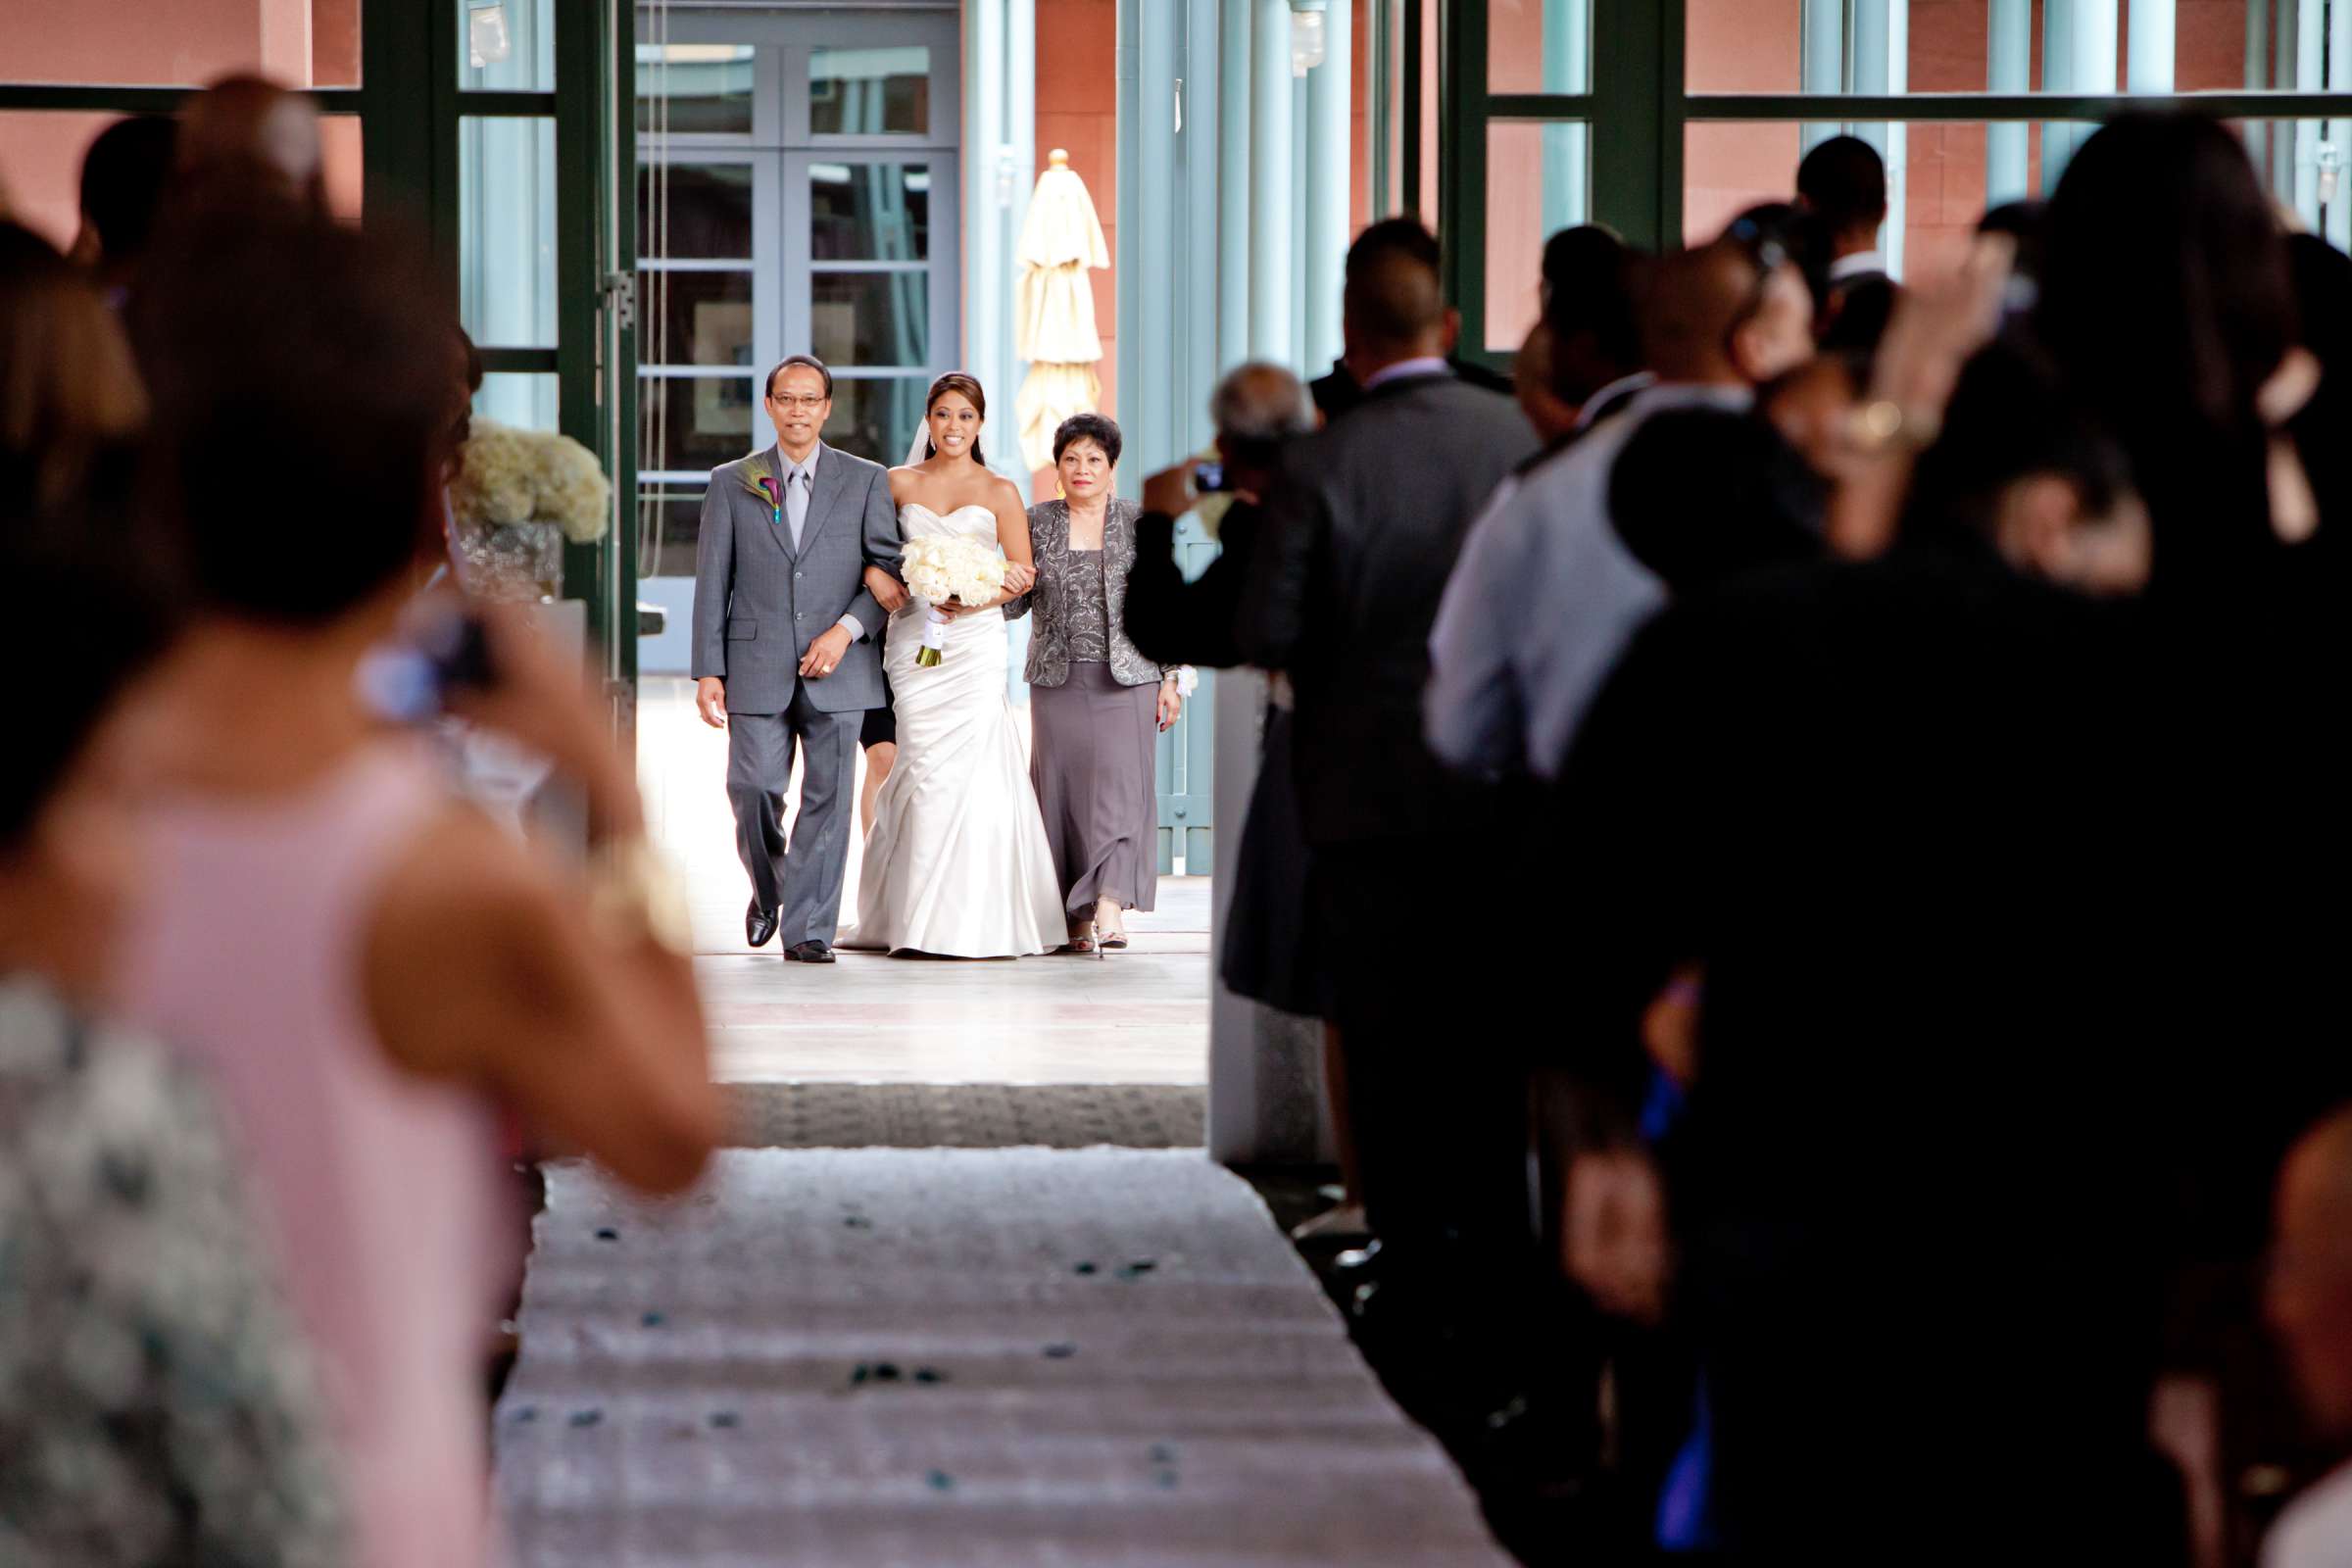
[691,442,900,715]
[1008,497,1167,688]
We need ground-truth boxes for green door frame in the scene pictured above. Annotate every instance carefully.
[0,1,637,737]
[1433,0,2352,371]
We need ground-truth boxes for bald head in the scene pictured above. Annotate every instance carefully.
[179,74,326,210]
[1641,242,1754,383]
[1211,362,1314,446]
[1642,237,1815,388]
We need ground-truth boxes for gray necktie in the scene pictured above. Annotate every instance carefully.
[787,465,810,550]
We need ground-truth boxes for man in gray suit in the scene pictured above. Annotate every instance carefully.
[693,355,902,962]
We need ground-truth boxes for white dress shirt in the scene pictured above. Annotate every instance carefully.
[779,445,870,643]
[1424,381,1754,780]
[1830,249,1888,282]
[2266,1463,2352,1568]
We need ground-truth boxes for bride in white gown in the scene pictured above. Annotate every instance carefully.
[842,373,1068,957]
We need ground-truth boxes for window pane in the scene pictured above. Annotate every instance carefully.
[1686,1,2274,97]
[0,1,359,86]
[810,46,932,136]
[828,377,928,466]
[811,162,930,262]
[637,163,754,261]
[637,43,755,135]
[636,270,754,368]
[642,373,760,475]
[636,488,707,577]
[812,272,930,368]
[1486,122,1590,352]
[460,116,558,348]
[1489,0,1590,94]
[476,371,559,433]
[459,0,555,92]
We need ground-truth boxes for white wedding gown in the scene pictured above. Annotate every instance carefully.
[842,504,1067,957]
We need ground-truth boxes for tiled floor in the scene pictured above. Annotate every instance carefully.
[639,677,1211,1087]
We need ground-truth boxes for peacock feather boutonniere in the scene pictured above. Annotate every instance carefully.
[739,457,783,526]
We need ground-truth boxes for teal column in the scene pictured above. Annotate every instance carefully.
[1303,0,1352,375]
[1218,0,1252,372]
[1542,0,1588,232]
[1006,0,1036,487]
[1800,0,1844,153]
[1849,0,1907,278]
[1249,0,1295,362]
[965,0,1004,435]
[1987,0,2032,204]
[2128,0,2176,91]
[1291,70,1310,371]
[2329,0,2350,250]
[2294,0,2325,230]
[2043,0,2116,192]
[2243,0,2270,175]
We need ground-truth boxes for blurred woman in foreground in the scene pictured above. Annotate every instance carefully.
[115,197,720,1568]
[0,219,347,1565]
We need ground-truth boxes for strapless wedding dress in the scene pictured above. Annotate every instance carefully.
[841,504,1067,957]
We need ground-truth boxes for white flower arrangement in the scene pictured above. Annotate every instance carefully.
[897,534,1007,666]
[450,418,612,545]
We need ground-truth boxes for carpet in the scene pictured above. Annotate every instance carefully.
[722,1081,1206,1150]
[494,1149,1510,1566]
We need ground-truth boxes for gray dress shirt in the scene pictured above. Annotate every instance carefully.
[1425,381,1754,780]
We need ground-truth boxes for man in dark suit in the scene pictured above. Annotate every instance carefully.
[1797,133,1897,354]
[1237,219,1539,1432]
[691,354,901,962]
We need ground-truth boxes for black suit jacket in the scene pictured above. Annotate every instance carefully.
[1235,370,1537,846]
[1123,498,1265,671]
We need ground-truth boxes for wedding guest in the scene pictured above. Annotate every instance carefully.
[1427,220,1815,780]
[1307,220,1513,422]
[1540,223,1650,435]
[69,115,176,305]
[1550,336,2177,1562]
[2263,1106,2352,1568]
[176,74,330,213]
[1514,322,1582,443]
[0,218,347,1568]
[1010,413,1179,954]
[1236,219,1539,1445]
[121,196,719,1568]
[1797,134,1895,353]
[1128,363,1325,1009]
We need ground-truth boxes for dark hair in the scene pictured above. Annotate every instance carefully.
[1,227,178,845]
[1052,413,1122,467]
[2034,112,2294,585]
[1347,216,1443,280]
[1344,218,1446,349]
[77,115,178,266]
[1796,134,1888,237]
[1977,200,2047,286]
[133,197,457,623]
[920,371,988,466]
[1541,224,1644,396]
[767,354,833,399]
[1901,336,2134,554]
[1608,408,1827,594]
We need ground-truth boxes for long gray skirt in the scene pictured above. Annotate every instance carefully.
[1029,660,1159,918]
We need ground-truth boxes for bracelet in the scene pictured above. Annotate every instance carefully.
[586,835,693,956]
[1844,398,1940,457]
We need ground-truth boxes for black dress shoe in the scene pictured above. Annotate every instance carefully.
[746,902,779,948]
[784,940,836,963]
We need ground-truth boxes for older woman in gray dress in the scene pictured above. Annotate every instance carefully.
[1011,415,1183,954]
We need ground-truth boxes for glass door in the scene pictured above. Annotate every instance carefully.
[785,150,958,464]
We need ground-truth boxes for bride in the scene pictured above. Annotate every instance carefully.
[841,373,1069,957]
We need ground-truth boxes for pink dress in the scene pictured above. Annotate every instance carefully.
[118,741,515,1568]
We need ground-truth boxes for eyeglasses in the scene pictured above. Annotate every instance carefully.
[769,394,828,411]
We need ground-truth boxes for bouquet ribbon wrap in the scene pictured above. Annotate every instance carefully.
[917,606,951,667]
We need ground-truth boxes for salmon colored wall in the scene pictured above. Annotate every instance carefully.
[0,0,363,247]
[1034,0,1117,422]
[1685,0,2243,280]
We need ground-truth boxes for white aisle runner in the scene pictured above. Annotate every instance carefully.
[495,1149,1512,1566]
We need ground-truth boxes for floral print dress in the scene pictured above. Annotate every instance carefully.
[0,978,347,1566]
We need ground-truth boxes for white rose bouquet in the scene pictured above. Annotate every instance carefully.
[898,534,1007,666]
